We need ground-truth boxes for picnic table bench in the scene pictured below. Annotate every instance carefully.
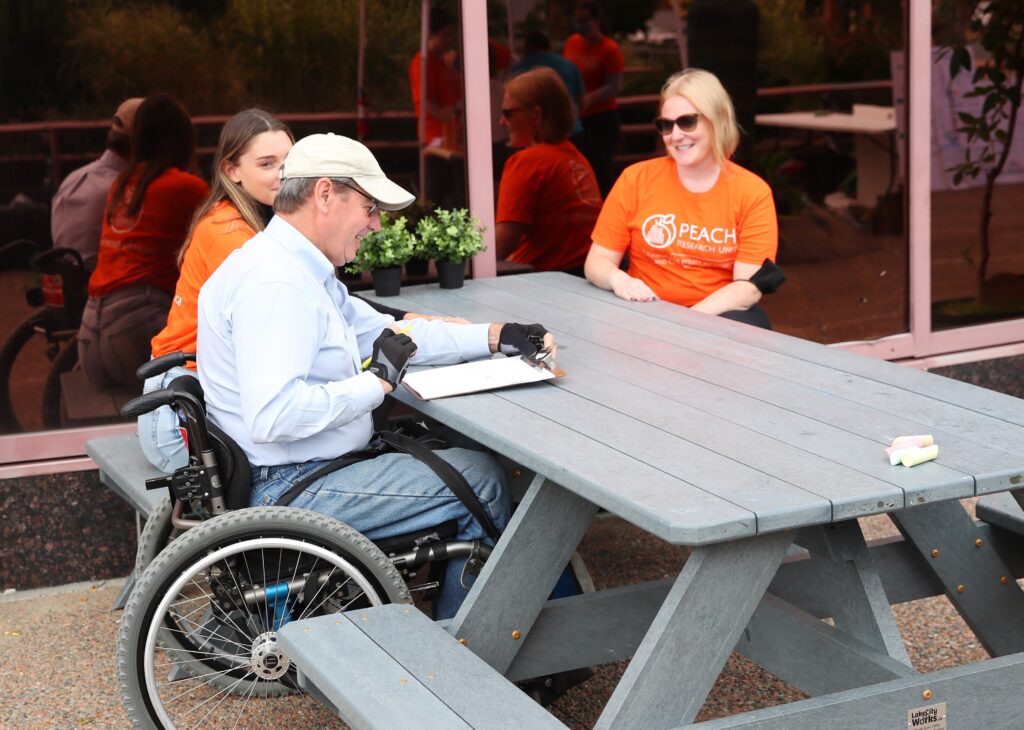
[278,604,567,730]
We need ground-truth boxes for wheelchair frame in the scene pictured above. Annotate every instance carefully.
[116,351,493,728]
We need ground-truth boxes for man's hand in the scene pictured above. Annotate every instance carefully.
[367,329,417,391]
[496,323,554,358]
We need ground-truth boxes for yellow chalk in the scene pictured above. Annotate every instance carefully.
[891,434,934,449]
[901,444,939,467]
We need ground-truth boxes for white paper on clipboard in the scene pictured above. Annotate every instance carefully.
[401,356,559,400]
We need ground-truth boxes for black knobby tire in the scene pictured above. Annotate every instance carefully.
[0,311,48,433]
[41,338,78,429]
[134,495,174,576]
[116,507,411,729]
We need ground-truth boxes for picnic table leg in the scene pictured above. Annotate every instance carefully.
[594,529,794,730]
[891,500,1024,657]
[798,521,912,665]
[447,475,598,674]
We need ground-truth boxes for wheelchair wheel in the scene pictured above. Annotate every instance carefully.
[41,338,77,429]
[117,507,411,729]
[134,495,175,575]
[0,310,48,433]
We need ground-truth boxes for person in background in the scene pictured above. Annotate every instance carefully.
[196,133,556,618]
[50,97,142,272]
[563,1,624,196]
[584,68,779,328]
[409,7,465,208]
[77,93,208,389]
[510,30,585,150]
[496,67,601,274]
[409,7,462,151]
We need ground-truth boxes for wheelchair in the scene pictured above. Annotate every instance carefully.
[0,240,87,433]
[116,352,494,728]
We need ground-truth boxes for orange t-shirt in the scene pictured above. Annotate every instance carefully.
[497,141,602,272]
[562,34,624,116]
[88,167,209,297]
[591,157,778,307]
[150,200,255,364]
[409,51,462,145]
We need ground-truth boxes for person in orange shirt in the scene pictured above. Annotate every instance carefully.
[409,7,462,149]
[585,68,780,328]
[563,1,625,196]
[496,67,602,274]
[77,93,208,389]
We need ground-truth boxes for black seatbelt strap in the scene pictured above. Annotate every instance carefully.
[379,430,501,542]
[273,430,502,542]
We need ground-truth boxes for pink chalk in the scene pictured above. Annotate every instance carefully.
[890,434,934,449]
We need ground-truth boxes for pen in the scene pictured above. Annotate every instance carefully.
[362,323,414,370]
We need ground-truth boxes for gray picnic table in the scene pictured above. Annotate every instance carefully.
[288,271,1024,729]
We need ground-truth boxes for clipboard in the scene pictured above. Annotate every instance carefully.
[401,355,565,401]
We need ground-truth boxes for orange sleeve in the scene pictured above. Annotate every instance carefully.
[605,39,625,75]
[204,223,254,276]
[496,153,539,225]
[735,181,779,265]
[590,169,635,252]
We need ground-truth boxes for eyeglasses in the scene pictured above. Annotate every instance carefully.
[653,113,701,135]
[501,107,524,121]
[339,181,380,216]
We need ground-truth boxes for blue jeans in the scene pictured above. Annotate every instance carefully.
[250,447,511,620]
[137,365,193,473]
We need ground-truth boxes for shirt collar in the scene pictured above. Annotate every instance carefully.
[264,215,336,286]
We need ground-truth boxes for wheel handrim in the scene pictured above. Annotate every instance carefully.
[143,536,384,728]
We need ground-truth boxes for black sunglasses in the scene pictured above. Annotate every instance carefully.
[653,113,701,135]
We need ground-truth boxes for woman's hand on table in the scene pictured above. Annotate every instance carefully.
[611,270,658,302]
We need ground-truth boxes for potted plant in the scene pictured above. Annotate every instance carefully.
[416,207,486,289]
[937,1,1024,325]
[346,212,416,296]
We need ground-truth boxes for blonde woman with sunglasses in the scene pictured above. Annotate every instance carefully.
[584,68,779,328]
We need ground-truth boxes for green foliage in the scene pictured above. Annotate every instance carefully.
[44,0,423,118]
[347,212,417,272]
[65,3,243,115]
[416,208,486,263]
[947,1,1024,187]
[756,1,826,87]
[947,0,1024,289]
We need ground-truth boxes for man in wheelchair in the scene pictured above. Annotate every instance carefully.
[193,133,556,620]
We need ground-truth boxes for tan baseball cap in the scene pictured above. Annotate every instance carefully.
[281,133,415,211]
[111,97,143,134]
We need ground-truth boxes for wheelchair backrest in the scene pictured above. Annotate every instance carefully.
[167,374,252,511]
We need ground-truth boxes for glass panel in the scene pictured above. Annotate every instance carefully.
[490,1,908,344]
[0,0,461,439]
[930,0,1024,331]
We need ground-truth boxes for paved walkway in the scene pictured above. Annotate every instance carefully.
[1,510,991,729]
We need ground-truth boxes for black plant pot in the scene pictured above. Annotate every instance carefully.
[372,266,402,297]
[405,256,429,277]
[436,259,466,289]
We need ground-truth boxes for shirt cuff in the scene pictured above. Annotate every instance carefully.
[457,323,494,361]
[345,370,388,412]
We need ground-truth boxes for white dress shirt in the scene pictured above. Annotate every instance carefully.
[196,215,491,466]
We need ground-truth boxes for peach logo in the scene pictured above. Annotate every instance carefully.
[642,214,676,249]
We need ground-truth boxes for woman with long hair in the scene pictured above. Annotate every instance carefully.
[140,108,293,471]
[78,93,208,389]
